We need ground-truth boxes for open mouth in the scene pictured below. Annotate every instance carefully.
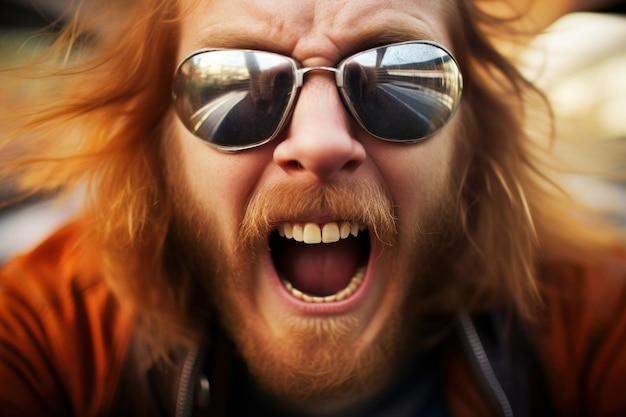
[270,221,371,304]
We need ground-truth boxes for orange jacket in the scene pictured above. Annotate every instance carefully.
[1,221,626,416]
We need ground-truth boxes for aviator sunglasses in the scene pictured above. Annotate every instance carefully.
[172,40,463,152]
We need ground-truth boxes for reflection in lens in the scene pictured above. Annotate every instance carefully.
[173,50,295,149]
[341,42,462,141]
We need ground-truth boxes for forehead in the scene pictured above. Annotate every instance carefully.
[177,0,454,63]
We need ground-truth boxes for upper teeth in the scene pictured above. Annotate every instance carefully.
[277,221,365,244]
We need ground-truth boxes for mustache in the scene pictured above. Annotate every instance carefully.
[239,181,398,249]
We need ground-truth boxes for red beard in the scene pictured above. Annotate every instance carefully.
[168,179,460,405]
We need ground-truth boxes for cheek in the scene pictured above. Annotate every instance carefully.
[371,129,457,229]
[162,114,271,243]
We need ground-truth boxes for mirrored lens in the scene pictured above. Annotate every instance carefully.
[341,42,462,141]
[173,50,296,150]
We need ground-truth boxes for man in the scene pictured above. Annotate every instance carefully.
[0,0,625,416]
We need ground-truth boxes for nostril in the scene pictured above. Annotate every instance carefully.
[283,160,303,171]
[342,158,363,173]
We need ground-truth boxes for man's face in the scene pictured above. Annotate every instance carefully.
[164,0,463,406]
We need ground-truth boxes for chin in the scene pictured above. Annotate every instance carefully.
[214,252,414,405]
[213,194,439,404]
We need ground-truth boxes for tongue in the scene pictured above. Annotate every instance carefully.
[278,238,363,297]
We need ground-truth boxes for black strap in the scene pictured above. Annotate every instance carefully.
[470,311,556,417]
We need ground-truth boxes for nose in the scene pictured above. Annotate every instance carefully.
[273,74,366,182]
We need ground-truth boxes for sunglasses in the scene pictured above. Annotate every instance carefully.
[172,40,463,152]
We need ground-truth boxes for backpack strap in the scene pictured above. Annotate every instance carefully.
[457,310,556,417]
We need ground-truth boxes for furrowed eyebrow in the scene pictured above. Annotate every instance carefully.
[189,32,285,54]
[346,26,439,51]
[190,23,443,61]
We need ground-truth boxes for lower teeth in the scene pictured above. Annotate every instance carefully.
[281,266,366,303]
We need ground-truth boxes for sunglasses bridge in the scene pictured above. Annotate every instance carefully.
[295,66,344,88]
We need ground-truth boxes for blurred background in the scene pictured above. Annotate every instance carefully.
[520,10,626,227]
[0,0,83,262]
[0,0,625,262]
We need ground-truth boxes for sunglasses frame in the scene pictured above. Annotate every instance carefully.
[172,40,463,152]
